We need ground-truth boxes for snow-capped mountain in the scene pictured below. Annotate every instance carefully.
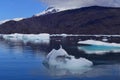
[35,7,61,16]
[0,7,61,25]
[0,6,120,34]
[0,18,23,25]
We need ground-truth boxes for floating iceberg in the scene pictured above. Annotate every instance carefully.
[22,33,50,44]
[78,40,120,47]
[102,38,108,42]
[2,33,50,44]
[43,46,93,75]
[2,33,23,41]
[78,40,120,54]
[78,45,120,55]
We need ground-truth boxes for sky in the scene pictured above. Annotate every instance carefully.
[0,0,120,21]
[0,0,47,21]
[41,0,120,10]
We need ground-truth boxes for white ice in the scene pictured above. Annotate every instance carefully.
[51,34,120,37]
[44,46,93,75]
[78,40,120,54]
[35,7,60,16]
[2,33,50,44]
[78,46,120,55]
[78,40,120,47]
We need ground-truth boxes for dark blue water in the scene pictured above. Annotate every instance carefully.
[0,41,50,80]
[0,36,120,80]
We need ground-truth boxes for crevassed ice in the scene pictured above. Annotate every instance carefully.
[1,33,50,44]
[43,46,93,75]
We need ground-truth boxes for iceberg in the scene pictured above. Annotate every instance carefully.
[78,40,120,47]
[43,46,93,75]
[2,33,23,41]
[78,45,120,55]
[2,33,50,44]
[78,40,120,54]
[22,33,50,44]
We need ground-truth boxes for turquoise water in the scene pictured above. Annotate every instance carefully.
[78,45,120,54]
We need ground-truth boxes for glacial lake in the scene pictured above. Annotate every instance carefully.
[0,35,120,80]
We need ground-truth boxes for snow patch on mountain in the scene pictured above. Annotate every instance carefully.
[0,18,23,25]
[35,7,63,16]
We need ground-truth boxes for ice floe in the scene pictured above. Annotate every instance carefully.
[43,46,93,75]
[78,45,120,55]
[78,40,120,54]
[78,40,120,47]
[102,38,108,42]
[1,33,50,44]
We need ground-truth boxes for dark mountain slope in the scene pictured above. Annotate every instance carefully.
[0,6,120,34]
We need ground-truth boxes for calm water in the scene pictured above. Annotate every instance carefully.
[0,36,120,80]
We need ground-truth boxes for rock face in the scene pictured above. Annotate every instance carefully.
[0,6,120,34]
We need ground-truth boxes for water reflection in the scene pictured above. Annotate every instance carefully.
[79,64,120,80]
[0,40,51,80]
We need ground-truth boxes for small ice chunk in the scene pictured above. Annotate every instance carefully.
[61,34,67,37]
[102,37,108,42]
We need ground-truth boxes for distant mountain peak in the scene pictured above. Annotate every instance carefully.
[35,7,61,16]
